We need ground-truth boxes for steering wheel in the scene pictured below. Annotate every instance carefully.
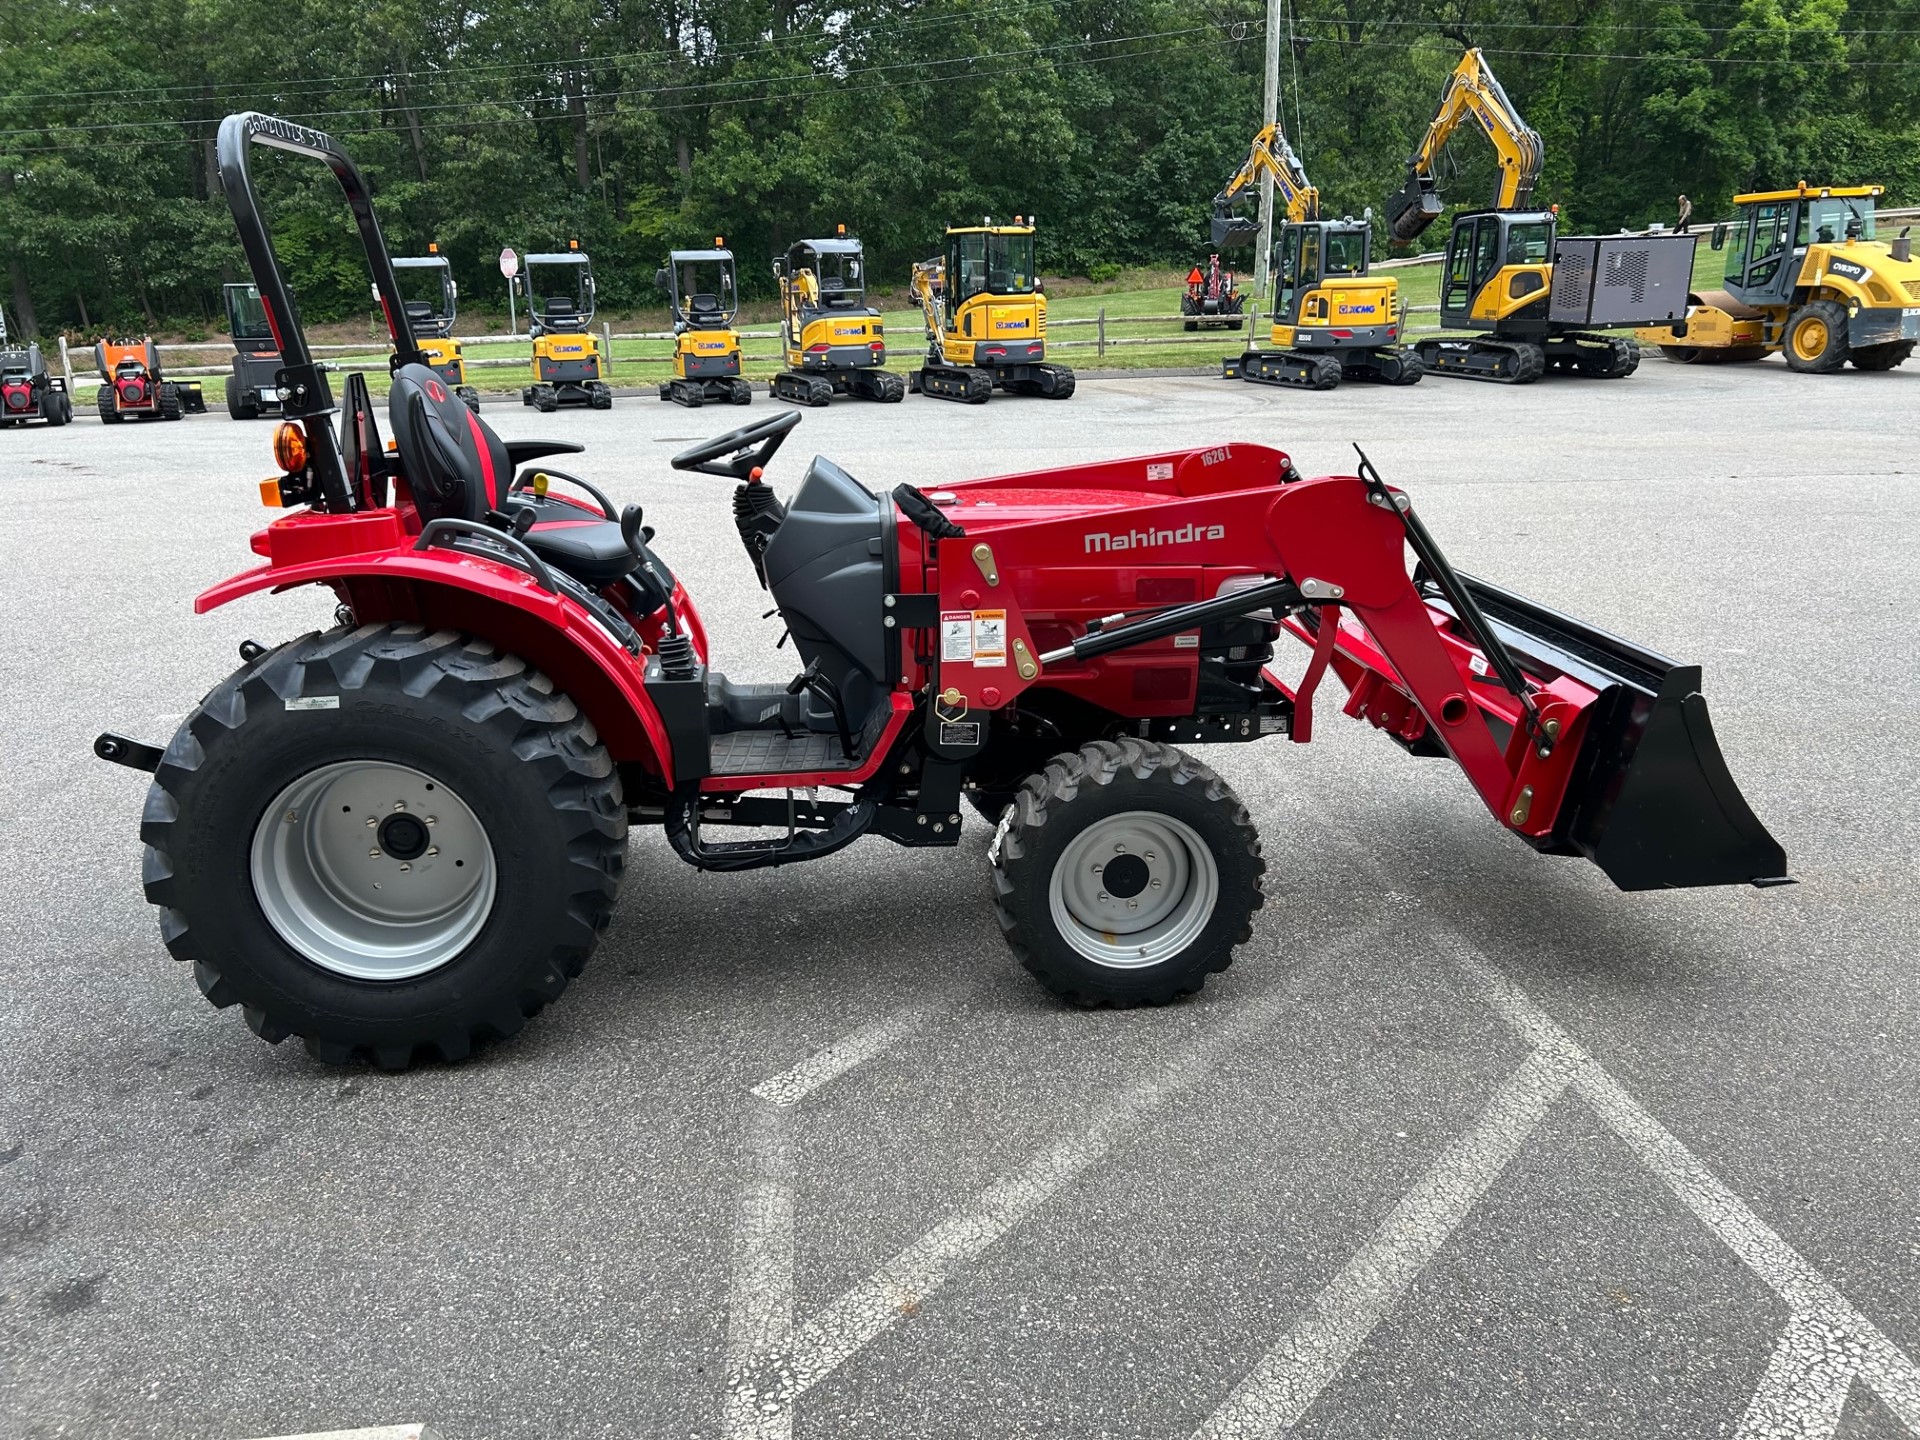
[670,409,803,479]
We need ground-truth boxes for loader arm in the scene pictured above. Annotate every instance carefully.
[1386,47,1543,243]
[1212,122,1320,247]
[910,257,949,361]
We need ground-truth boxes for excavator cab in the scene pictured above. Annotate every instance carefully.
[392,246,478,413]
[769,230,903,406]
[907,219,1074,402]
[656,243,752,408]
[518,243,611,412]
[1437,210,1556,333]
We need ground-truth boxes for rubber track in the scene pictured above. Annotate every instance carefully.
[1414,337,1546,384]
[140,624,627,1069]
[990,738,1264,1007]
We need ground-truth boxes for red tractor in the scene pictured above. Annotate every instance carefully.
[93,114,1788,1069]
[93,338,206,422]
[1182,255,1246,331]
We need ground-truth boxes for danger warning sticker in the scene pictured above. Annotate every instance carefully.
[1147,462,1174,481]
[941,611,974,662]
[972,609,1007,666]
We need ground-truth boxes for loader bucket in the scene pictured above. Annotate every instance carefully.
[1212,213,1262,248]
[1438,573,1788,891]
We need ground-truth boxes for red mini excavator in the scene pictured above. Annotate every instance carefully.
[93,113,1788,1069]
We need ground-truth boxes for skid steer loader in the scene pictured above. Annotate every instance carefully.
[909,217,1074,402]
[517,243,612,412]
[393,245,480,410]
[657,242,752,408]
[94,338,205,422]
[769,228,904,405]
[0,318,72,427]
[1636,185,1919,372]
[223,283,285,420]
[95,113,1790,1071]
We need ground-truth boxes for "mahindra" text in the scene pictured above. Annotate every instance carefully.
[1084,521,1226,554]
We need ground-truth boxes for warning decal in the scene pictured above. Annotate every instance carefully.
[1147,462,1174,481]
[972,609,1007,666]
[941,611,974,663]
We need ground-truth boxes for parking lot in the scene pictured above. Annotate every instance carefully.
[3,357,1918,1440]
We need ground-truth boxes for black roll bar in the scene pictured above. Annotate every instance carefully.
[216,112,429,512]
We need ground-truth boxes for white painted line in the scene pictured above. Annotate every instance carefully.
[1735,1313,1868,1439]
[1193,1045,1577,1440]
[750,999,955,1107]
[1453,937,1920,1435]
[245,1427,440,1440]
[722,1102,797,1440]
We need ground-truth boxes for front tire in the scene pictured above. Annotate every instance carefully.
[990,740,1264,1006]
[1785,300,1849,373]
[140,624,627,1068]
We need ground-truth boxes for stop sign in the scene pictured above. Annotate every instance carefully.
[499,247,519,279]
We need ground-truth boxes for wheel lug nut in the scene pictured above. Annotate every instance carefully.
[1128,899,1138,909]
[1150,879,1162,889]
[425,816,437,826]
[1145,851,1156,861]
[1114,843,1126,853]
[1092,863,1104,874]
[284,810,297,823]
[365,817,377,828]
[369,847,381,858]
[399,863,411,873]
[1098,892,1109,902]
[427,846,439,857]
[393,801,407,812]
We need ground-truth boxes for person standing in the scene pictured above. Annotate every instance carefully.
[1676,193,1693,233]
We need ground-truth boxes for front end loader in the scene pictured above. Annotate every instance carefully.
[94,338,205,422]
[769,228,903,405]
[517,243,612,411]
[0,331,72,427]
[1637,185,1920,373]
[93,113,1788,1071]
[909,217,1074,403]
[656,242,753,408]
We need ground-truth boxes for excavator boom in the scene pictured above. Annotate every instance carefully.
[1212,122,1320,247]
[1386,47,1543,243]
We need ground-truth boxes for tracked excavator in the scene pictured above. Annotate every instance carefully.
[769,228,904,405]
[908,218,1074,403]
[1214,123,1420,389]
[1386,48,1695,383]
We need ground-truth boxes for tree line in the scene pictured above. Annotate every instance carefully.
[3,0,1916,336]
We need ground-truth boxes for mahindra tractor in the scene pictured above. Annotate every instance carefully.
[93,114,1789,1070]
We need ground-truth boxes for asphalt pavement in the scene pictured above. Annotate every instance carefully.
[2,355,1917,1440]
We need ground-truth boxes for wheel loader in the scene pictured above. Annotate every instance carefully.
[769,227,904,405]
[94,113,1790,1071]
[656,241,752,408]
[516,242,612,412]
[1635,185,1919,372]
[0,318,72,427]
[1385,48,1696,383]
[223,282,285,420]
[908,217,1074,402]
[393,245,480,411]
[94,338,205,421]
[1213,123,1420,389]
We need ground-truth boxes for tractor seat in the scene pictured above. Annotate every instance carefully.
[544,298,578,322]
[403,300,434,321]
[387,363,643,591]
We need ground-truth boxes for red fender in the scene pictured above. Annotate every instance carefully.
[197,548,677,775]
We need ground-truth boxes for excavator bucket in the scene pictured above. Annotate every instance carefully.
[1211,212,1262,248]
[1385,175,1445,244]
[1435,572,1788,890]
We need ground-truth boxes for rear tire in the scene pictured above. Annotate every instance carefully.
[45,394,70,426]
[990,739,1264,1006]
[159,383,183,421]
[1849,340,1913,372]
[1784,300,1849,373]
[97,387,121,423]
[139,624,627,1069]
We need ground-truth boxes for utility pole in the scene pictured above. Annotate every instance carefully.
[1254,0,1283,299]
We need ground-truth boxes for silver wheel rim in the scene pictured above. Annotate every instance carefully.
[250,761,497,981]
[1047,810,1220,970]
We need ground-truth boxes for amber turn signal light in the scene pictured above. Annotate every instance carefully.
[272,421,308,474]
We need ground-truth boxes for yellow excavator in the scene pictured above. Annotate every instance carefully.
[516,241,613,411]
[392,244,479,413]
[770,227,904,405]
[1386,47,1695,383]
[1214,122,1420,389]
[908,217,1074,403]
[655,241,753,408]
[1636,184,1918,372]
